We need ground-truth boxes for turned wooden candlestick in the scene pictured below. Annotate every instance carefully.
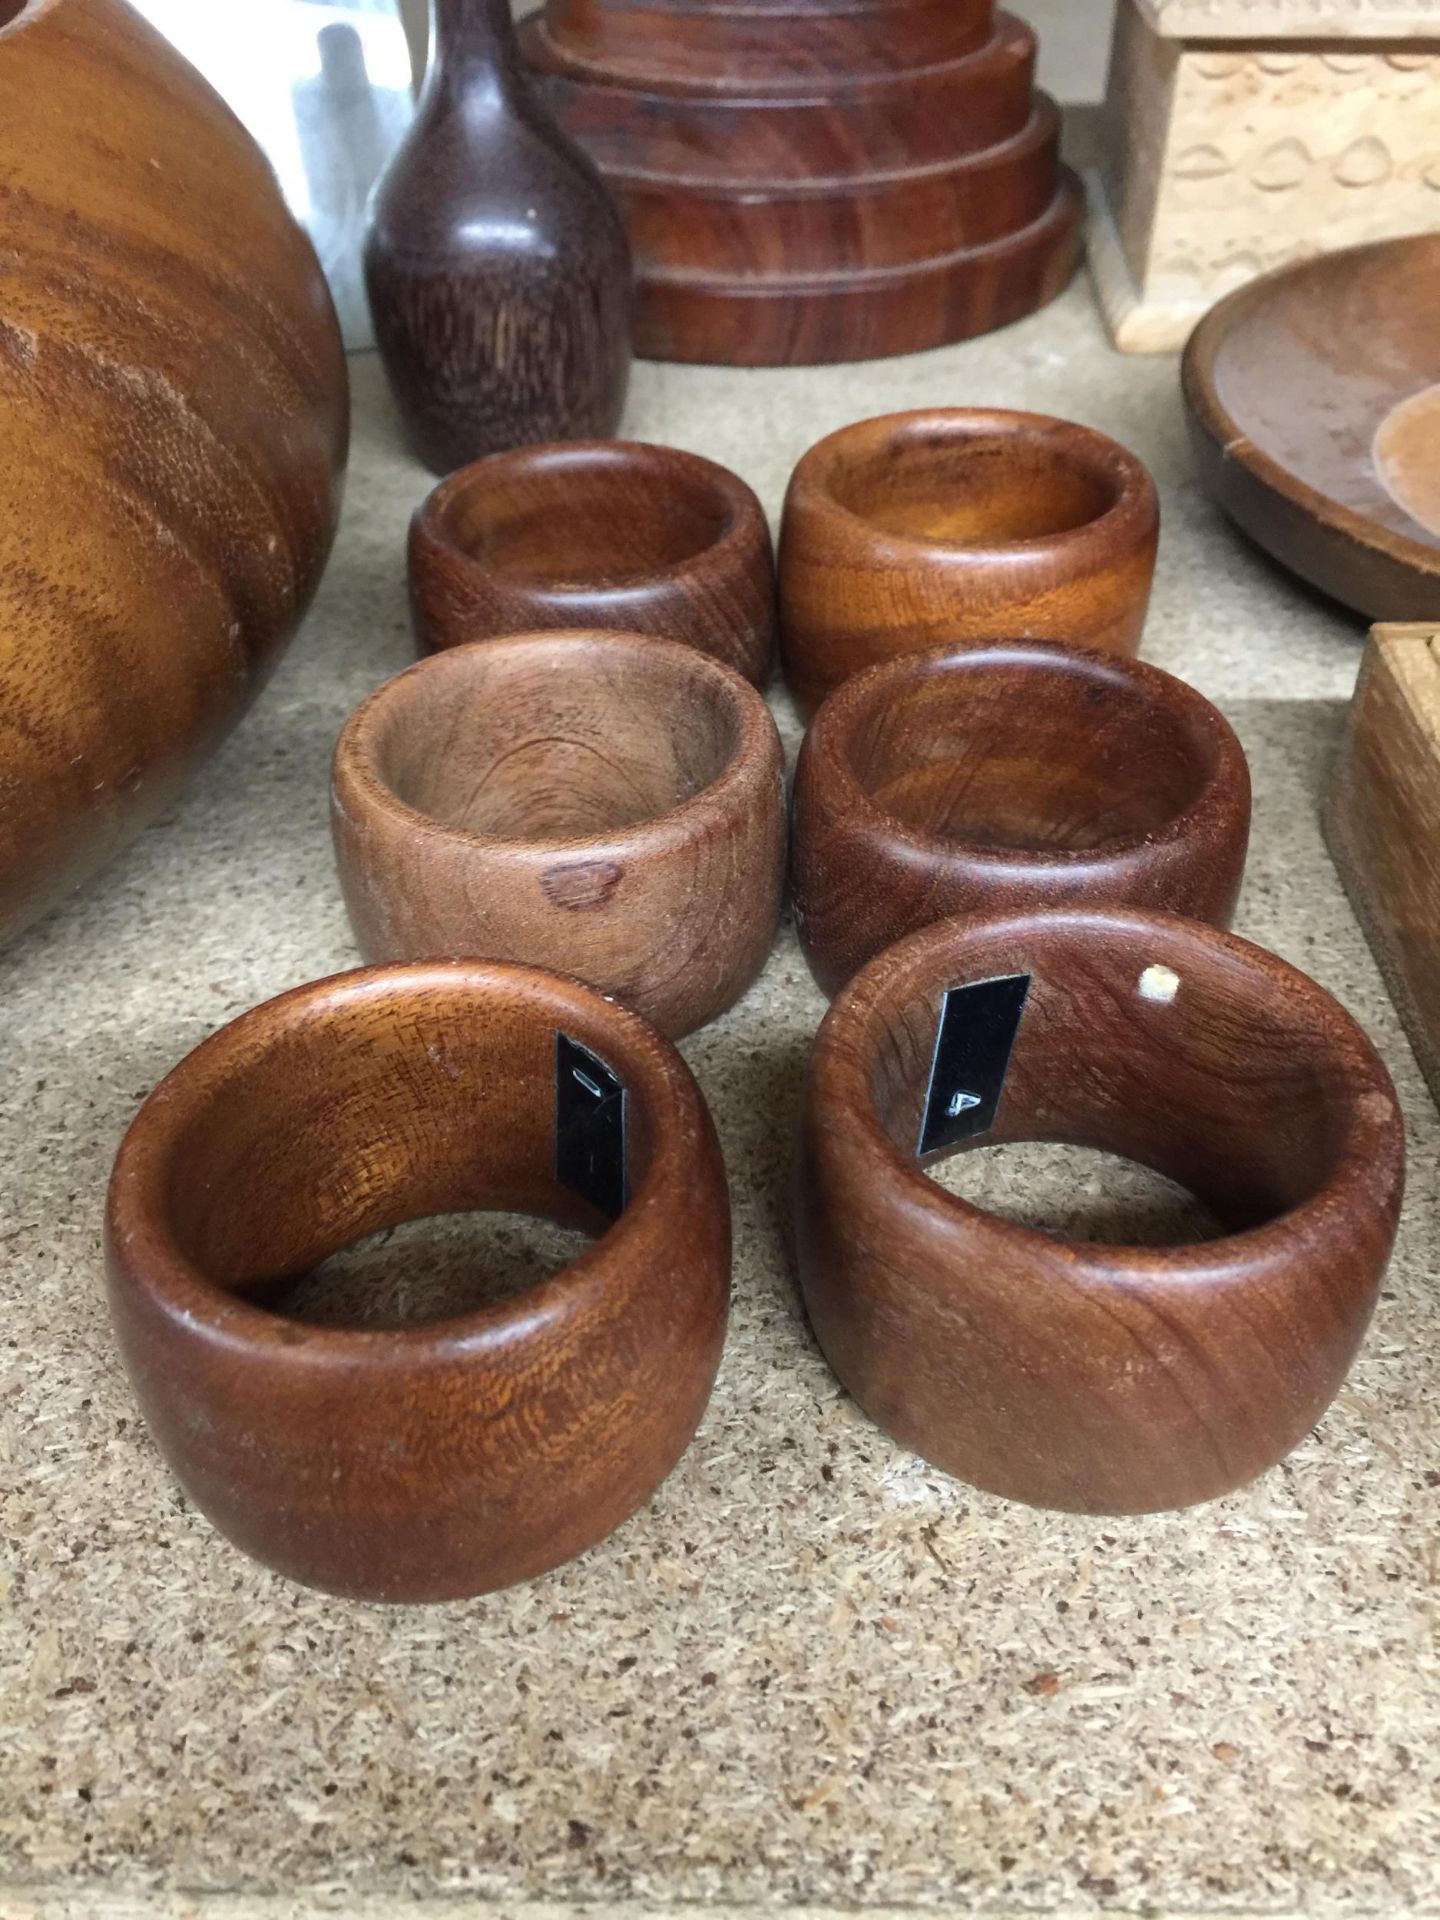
[409,441,776,687]
[332,631,785,1038]
[365,0,632,473]
[519,0,1082,365]
[780,410,1160,717]
[792,640,1251,995]
[105,961,731,1601]
[796,907,1405,1514]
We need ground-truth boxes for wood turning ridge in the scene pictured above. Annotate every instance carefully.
[520,0,1083,364]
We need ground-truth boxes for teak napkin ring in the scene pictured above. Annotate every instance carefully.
[104,961,731,1602]
[409,440,777,687]
[779,408,1160,716]
[797,907,1405,1515]
[332,630,786,1040]
[792,639,1251,995]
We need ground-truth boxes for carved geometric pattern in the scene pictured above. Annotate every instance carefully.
[1094,0,1440,347]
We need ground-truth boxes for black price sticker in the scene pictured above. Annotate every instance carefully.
[556,1032,628,1220]
[918,973,1032,1157]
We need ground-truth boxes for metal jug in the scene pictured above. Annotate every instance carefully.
[132,0,418,350]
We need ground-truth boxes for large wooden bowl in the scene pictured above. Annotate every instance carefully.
[0,0,349,946]
[1183,235,1440,621]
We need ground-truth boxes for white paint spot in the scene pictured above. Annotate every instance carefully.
[1139,964,1181,1005]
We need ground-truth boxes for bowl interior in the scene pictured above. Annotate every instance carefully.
[372,641,745,842]
[152,979,656,1304]
[842,651,1215,854]
[827,422,1121,546]
[1206,237,1440,553]
[440,450,736,589]
[866,922,1357,1235]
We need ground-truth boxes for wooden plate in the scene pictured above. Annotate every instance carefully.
[1182,235,1440,620]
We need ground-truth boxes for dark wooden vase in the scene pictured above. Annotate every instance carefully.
[365,0,633,474]
[520,0,1083,365]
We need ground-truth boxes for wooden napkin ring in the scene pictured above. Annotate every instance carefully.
[792,639,1250,996]
[104,961,731,1602]
[797,907,1405,1514]
[779,408,1160,716]
[331,630,786,1039]
[409,440,777,687]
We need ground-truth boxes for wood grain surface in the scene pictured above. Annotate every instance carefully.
[792,640,1250,994]
[520,0,1082,364]
[0,0,349,949]
[104,960,732,1602]
[780,409,1161,715]
[409,439,776,685]
[332,630,786,1037]
[1326,622,1440,1112]
[797,906,1406,1514]
[366,0,632,474]
[1183,234,1440,620]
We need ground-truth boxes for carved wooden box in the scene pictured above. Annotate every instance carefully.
[1090,0,1440,351]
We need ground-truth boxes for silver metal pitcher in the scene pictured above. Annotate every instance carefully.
[132,0,418,350]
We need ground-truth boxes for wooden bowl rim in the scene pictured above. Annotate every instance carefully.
[413,439,769,602]
[786,406,1157,565]
[801,638,1249,868]
[106,960,707,1354]
[333,629,782,860]
[1181,236,1440,591]
[812,905,1403,1276]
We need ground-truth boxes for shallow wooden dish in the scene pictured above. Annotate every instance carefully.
[409,441,775,686]
[780,409,1160,717]
[792,640,1250,995]
[332,631,785,1039]
[1183,234,1440,621]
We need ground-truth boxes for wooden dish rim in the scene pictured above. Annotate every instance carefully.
[786,402,1157,566]
[802,639,1250,869]
[333,629,782,862]
[105,960,708,1354]
[1181,239,1440,591]
[412,439,769,604]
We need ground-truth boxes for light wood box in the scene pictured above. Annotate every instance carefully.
[1090,0,1440,351]
[1326,622,1440,1112]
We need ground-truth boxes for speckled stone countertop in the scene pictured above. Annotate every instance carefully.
[2,282,1438,1920]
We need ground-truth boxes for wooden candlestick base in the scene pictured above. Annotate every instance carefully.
[520,0,1083,366]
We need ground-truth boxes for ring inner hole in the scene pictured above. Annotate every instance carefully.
[847,655,1215,853]
[374,646,744,840]
[158,999,647,1326]
[271,1212,592,1329]
[932,1143,1224,1246]
[830,430,1121,545]
[446,457,734,587]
